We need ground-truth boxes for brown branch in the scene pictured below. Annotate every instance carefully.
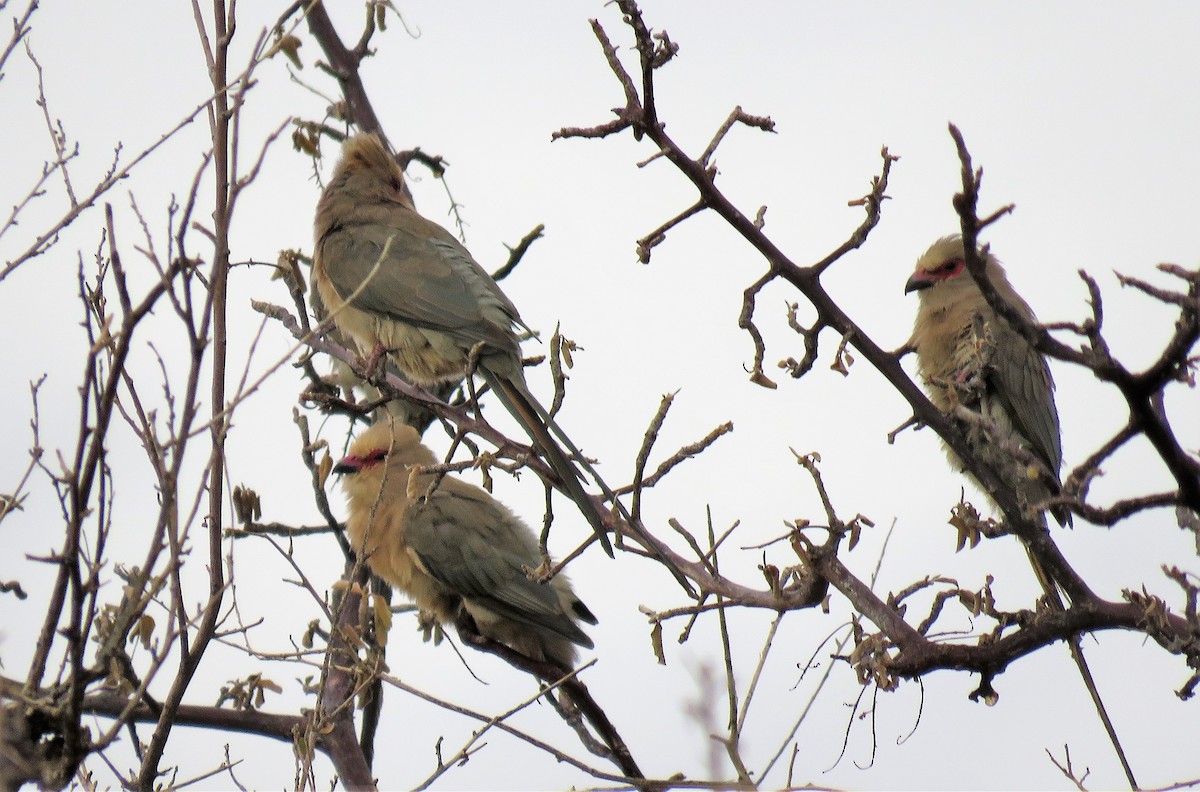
[304,1,387,143]
[566,9,1200,733]
[629,391,675,524]
[263,302,724,597]
[780,302,828,381]
[949,122,1200,515]
[133,3,236,784]
[738,271,778,388]
[1046,744,1091,792]
[896,592,1195,682]
[636,199,706,264]
[627,420,734,493]
[308,565,377,790]
[698,105,776,167]
[84,689,303,743]
[566,1,1097,625]
[0,39,270,284]
[226,521,339,538]
[0,2,37,77]
[575,11,1104,607]
[551,20,640,142]
[491,224,545,282]
[375,671,680,789]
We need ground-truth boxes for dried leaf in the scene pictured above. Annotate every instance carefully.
[372,594,393,647]
[318,451,333,489]
[131,614,155,650]
[750,370,778,389]
[650,622,666,665]
[274,34,303,69]
[949,500,982,551]
[292,129,319,157]
[232,485,261,525]
[340,624,365,649]
[761,563,781,595]
[847,519,861,551]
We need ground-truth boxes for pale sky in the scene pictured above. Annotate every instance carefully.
[1,2,1198,790]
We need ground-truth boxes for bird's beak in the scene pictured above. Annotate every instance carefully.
[333,456,360,475]
[904,271,932,294]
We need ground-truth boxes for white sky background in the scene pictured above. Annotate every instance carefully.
[1,1,1198,789]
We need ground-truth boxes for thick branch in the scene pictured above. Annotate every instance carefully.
[304,1,387,144]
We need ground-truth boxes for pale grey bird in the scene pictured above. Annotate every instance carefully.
[334,419,597,669]
[907,237,1141,788]
[312,133,615,556]
[905,234,1070,528]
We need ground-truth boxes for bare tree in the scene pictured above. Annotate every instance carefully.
[1,2,1197,791]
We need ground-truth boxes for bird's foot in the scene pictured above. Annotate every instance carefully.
[360,343,388,379]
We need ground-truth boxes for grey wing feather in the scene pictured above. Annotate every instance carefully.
[984,320,1063,474]
[406,493,592,647]
[319,218,523,355]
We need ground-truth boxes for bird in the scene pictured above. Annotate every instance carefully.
[905,237,1141,788]
[333,419,598,669]
[905,234,1070,529]
[312,132,617,556]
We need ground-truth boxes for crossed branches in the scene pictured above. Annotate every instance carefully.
[555,0,1200,730]
[4,1,1197,790]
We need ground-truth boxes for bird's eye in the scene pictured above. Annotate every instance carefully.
[936,258,963,273]
[366,449,389,464]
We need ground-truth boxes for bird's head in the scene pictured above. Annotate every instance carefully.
[322,133,414,210]
[334,420,434,503]
[902,231,1017,306]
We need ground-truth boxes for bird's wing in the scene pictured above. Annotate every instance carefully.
[319,212,524,356]
[982,315,1063,474]
[405,487,592,646]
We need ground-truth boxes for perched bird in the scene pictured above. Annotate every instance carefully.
[334,419,598,669]
[905,234,1069,528]
[906,238,1137,788]
[313,133,615,556]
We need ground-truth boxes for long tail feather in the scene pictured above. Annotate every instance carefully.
[1023,535,1137,789]
[482,369,614,557]
[481,368,697,596]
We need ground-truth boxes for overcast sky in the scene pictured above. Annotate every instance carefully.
[2,2,1198,790]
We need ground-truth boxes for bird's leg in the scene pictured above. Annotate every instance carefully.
[451,608,484,648]
[951,367,988,408]
[360,342,389,380]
